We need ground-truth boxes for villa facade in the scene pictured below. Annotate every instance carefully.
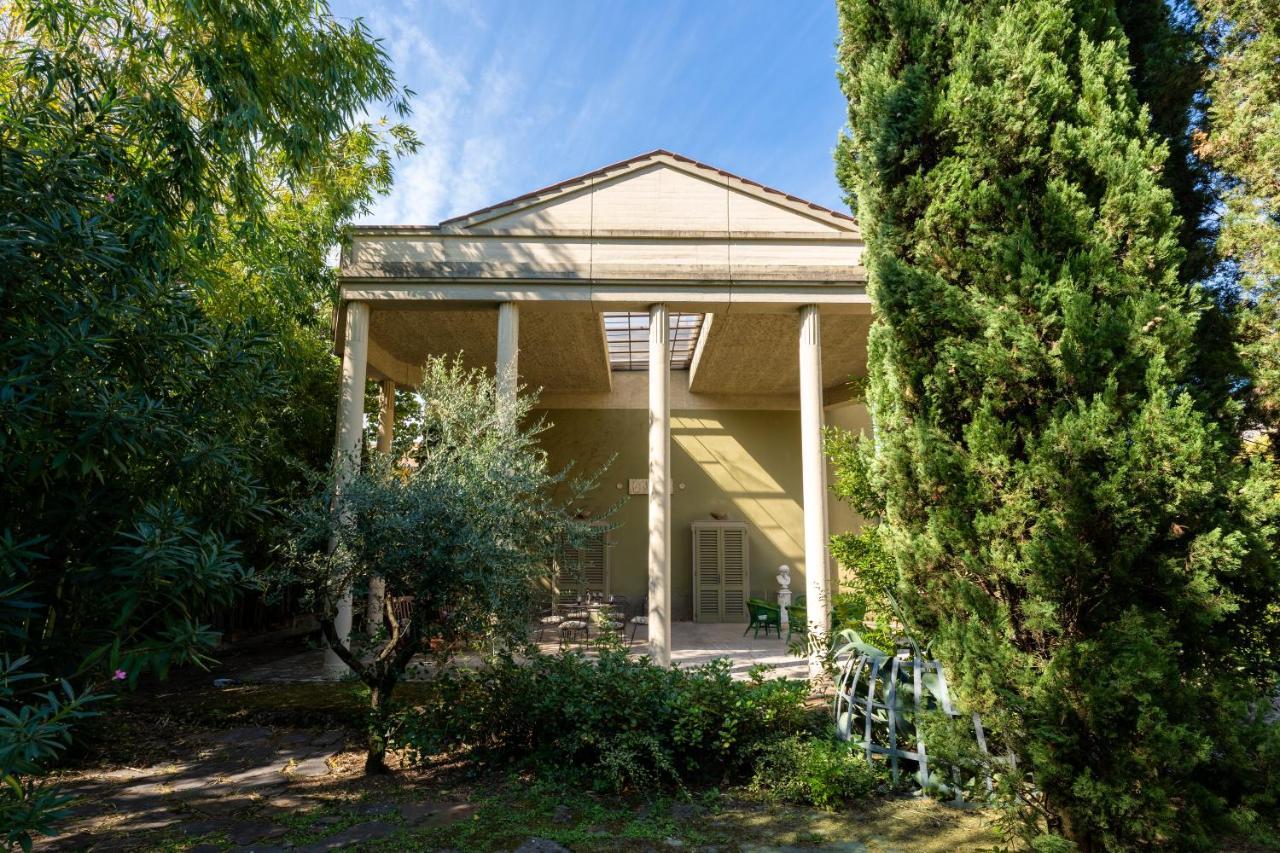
[327,150,871,675]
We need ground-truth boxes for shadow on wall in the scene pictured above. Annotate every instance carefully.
[669,410,807,618]
[672,414,804,559]
[535,407,806,620]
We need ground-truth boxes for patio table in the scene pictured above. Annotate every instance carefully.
[559,601,623,636]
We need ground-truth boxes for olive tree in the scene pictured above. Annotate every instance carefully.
[282,357,601,774]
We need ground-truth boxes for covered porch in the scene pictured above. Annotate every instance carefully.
[538,620,809,681]
[235,621,808,683]
[328,150,871,679]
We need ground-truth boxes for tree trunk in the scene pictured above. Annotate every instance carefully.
[319,600,418,775]
[1052,797,1094,853]
[364,675,398,774]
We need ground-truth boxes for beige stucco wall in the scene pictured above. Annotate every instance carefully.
[537,400,870,620]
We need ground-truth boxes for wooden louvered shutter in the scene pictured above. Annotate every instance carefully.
[720,525,748,621]
[694,525,722,622]
[582,531,608,597]
[557,525,609,602]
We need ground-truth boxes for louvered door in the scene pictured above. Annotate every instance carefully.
[691,521,750,622]
[694,525,722,621]
[720,525,748,621]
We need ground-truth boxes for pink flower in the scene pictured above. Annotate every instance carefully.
[113,670,126,681]
[105,193,115,203]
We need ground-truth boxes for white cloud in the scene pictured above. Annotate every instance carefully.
[353,7,526,225]
[450,136,506,217]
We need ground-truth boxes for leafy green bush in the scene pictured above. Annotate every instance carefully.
[824,427,899,652]
[750,735,889,809]
[1219,708,1280,847]
[2,0,413,841]
[393,649,817,792]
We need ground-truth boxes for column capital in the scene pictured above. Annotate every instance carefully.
[344,300,370,343]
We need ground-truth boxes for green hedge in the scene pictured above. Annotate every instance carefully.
[393,650,820,792]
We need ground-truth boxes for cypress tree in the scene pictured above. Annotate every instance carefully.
[836,1,1280,848]
[1114,1,1246,422]
[1116,0,1214,282]
[1198,1,1280,456]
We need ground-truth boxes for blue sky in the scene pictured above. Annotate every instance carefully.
[329,0,850,225]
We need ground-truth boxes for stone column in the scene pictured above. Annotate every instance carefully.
[647,303,672,666]
[366,378,395,636]
[799,304,830,679]
[324,301,369,680]
[496,301,519,416]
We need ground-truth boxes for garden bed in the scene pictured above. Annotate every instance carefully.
[39,674,1001,851]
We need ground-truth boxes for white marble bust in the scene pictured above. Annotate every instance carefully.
[776,564,791,591]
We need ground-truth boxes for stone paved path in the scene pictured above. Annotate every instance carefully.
[40,726,475,851]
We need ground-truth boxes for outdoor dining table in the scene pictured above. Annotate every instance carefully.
[563,601,616,614]
[559,601,625,638]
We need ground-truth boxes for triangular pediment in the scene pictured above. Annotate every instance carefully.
[440,151,858,237]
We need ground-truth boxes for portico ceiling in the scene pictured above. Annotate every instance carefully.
[368,306,611,392]
[689,312,870,396]
[363,303,868,401]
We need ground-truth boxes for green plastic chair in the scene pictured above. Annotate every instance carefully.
[786,602,807,643]
[744,598,782,639]
[787,596,868,643]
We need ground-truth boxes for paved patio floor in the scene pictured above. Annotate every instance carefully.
[635,620,807,680]
[232,621,807,683]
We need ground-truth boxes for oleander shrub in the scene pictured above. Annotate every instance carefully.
[1,0,412,844]
[393,649,817,792]
[750,735,891,809]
